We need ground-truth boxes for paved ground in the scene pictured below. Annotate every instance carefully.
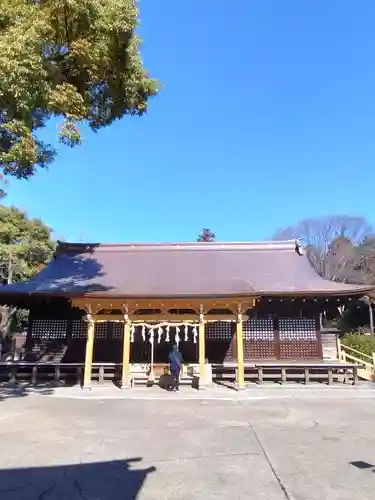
[0,385,375,499]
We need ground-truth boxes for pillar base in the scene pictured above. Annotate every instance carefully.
[198,381,210,390]
[81,385,92,391]
[198,364,213,390]
[235,384,246,391]
[121,375,131,389]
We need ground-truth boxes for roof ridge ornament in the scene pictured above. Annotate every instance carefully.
[295,239,304,256]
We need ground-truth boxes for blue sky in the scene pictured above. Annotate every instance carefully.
[5,0,375,243]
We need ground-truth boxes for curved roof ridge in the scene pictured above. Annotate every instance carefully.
[56,239,300,253]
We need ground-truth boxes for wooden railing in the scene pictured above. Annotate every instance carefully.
[0,360,366,388]
[337,341,375,381]
[0,362,192,387]
[213,362,362,386]
[0,362,122,386]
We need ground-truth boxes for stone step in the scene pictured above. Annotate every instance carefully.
[132,375,194,387]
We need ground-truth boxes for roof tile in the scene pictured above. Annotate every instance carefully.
[0,240,373,298]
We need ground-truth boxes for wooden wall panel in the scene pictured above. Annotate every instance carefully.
[26,313,324,364]
[205,321,236,363]
[243,319,276,359]
[278,318,320,359]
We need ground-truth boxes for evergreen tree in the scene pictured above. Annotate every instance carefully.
[0,205,55,350]
[0,1,159,194]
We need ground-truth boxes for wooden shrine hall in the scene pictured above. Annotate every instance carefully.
[0,239,372,389]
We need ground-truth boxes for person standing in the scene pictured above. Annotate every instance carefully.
[168,344,183,391]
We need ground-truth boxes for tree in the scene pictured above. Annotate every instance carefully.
[197,229,216,242]
[273,215,374,282]
[0,0,159,195]
[0,205,55,352]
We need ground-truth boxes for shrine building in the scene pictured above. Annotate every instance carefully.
[0,239,372,389]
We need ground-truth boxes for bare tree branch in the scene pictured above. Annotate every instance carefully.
[274,215,373,251]
[273,215,374,284]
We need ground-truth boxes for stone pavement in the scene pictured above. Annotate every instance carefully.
[0,385,375,499]
[47,382,375,401]
[8,380,373,401]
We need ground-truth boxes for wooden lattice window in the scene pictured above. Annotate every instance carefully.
[94,322,123,340]
[278,318,316,340]
[243,318,274,340]
[243,318,275,359]
[95,322,108,340]
[205,321,235,363]
[31,319,68,340]
[71,320,88,339]
[279,318,319,359]
[205,321,234,340]
[112,322,123,340]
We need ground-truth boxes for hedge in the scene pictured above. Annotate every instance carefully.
[341,334,375,359]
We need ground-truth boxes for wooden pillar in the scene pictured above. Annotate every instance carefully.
[368,299,374,335]
[336,336,342,360]
[83,315,95,389]
[121,315,131,389]
[199,308,206,386]
[236,307,245,390]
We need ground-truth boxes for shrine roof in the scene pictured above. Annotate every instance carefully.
[0,240,373,300]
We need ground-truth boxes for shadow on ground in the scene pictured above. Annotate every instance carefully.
[0,458,155,499]
[214,380,237,390]
[0,383,55,402]
[350,461,375,472]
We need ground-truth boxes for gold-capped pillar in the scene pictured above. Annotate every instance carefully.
[121,313,131,389]
[198,306,206,388]
[236,305,245,390]
[83,314,95,389]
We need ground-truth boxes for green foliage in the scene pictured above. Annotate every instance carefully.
[0,205,55,346]
[338,301,371,332]
[0,205,55,282]
[341,334,375,358]
[0,0,159,192]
